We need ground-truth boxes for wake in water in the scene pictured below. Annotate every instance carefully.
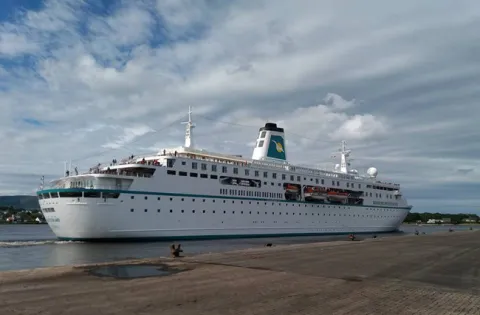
[0,240,84,248]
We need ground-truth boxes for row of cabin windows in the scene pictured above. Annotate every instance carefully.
[175,161,371,189]
[167,170,283,188]
[220,188,283,199]
[167,170,217,180]
[39,192,120,199]
[166,170,394,201]
[126,197,401,212]
[172,160,398,192]
[366,185,397,191]
[128,208,401,219]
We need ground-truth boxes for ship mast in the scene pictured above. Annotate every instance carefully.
[332,140,351,174]
[339,140,351,174]
[182,106,195,148]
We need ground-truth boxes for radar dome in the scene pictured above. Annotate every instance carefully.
[367,167,378,178]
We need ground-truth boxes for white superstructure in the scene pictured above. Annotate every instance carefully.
[37,108,412,241]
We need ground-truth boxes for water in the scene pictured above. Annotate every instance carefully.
[0,224,476,272]
[88,264,177,279]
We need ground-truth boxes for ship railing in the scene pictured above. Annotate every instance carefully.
[81,170,153,178]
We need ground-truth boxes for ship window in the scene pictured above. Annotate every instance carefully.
[167,170,176,175]
[272,173,277,179]
[260,131,266,138]
[144,209,148,212]
[59,191,83,198]
[190,172,198,177]
[82,191,100,198]
[346,183,349,187]
[210,175,218,179]
[290,175,294,181]
[263,172,268,178]
[192,162,197,169]
[258,140,264,147]
[103,193,120,199]
[332,181,335,185]
[212,165,217,172]
[315,179,319,184]
[282,174,286,180]
[358,184,361,189]
[254,171,259,177]
[131,209,134,212]
[337,181,340,186]
[157,209,160,213]
[50,192,59,198]
[233,168,238,174]
[181,161,186,165]
[38,194,43,200]
[201,163,207,170]
[145,196,148,200]
[245,169,250,176]
[200,174,208,178]
[167,159,175,168]
[222,166,227,173]
[179,171,187,176]
[157,197,160,200]
[297,176,301,182]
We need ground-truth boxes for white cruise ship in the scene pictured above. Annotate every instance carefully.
[37,108,412,241]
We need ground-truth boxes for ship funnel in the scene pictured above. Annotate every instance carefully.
[252,122,287,162]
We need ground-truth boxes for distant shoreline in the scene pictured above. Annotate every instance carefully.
[0,222,47,225]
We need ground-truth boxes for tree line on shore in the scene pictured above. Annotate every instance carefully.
[403,212,479,224]
[0,206,45,224]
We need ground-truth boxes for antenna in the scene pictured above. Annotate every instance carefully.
[181,106,195,148]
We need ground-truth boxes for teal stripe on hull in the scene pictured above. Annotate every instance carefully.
[37,188,412,210]
[57,229,400,242]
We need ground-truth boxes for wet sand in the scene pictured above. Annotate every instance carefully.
[1,231,479,315]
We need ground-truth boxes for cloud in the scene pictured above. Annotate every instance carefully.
[0,32,39,56]
[102,126,156,150]
[0,0,479,214]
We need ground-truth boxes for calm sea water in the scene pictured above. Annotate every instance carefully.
[0,224,477,272]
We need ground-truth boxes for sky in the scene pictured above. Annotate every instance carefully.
[0,0,479,214]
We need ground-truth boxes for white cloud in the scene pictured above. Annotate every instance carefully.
[0,0,479,214]
[102,126,156,150]
[0,32,38,56]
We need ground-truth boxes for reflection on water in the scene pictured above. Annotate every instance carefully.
[0,224,477,272]
[88,265,176,279]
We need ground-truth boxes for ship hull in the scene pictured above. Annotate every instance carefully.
[39,190,411,241]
